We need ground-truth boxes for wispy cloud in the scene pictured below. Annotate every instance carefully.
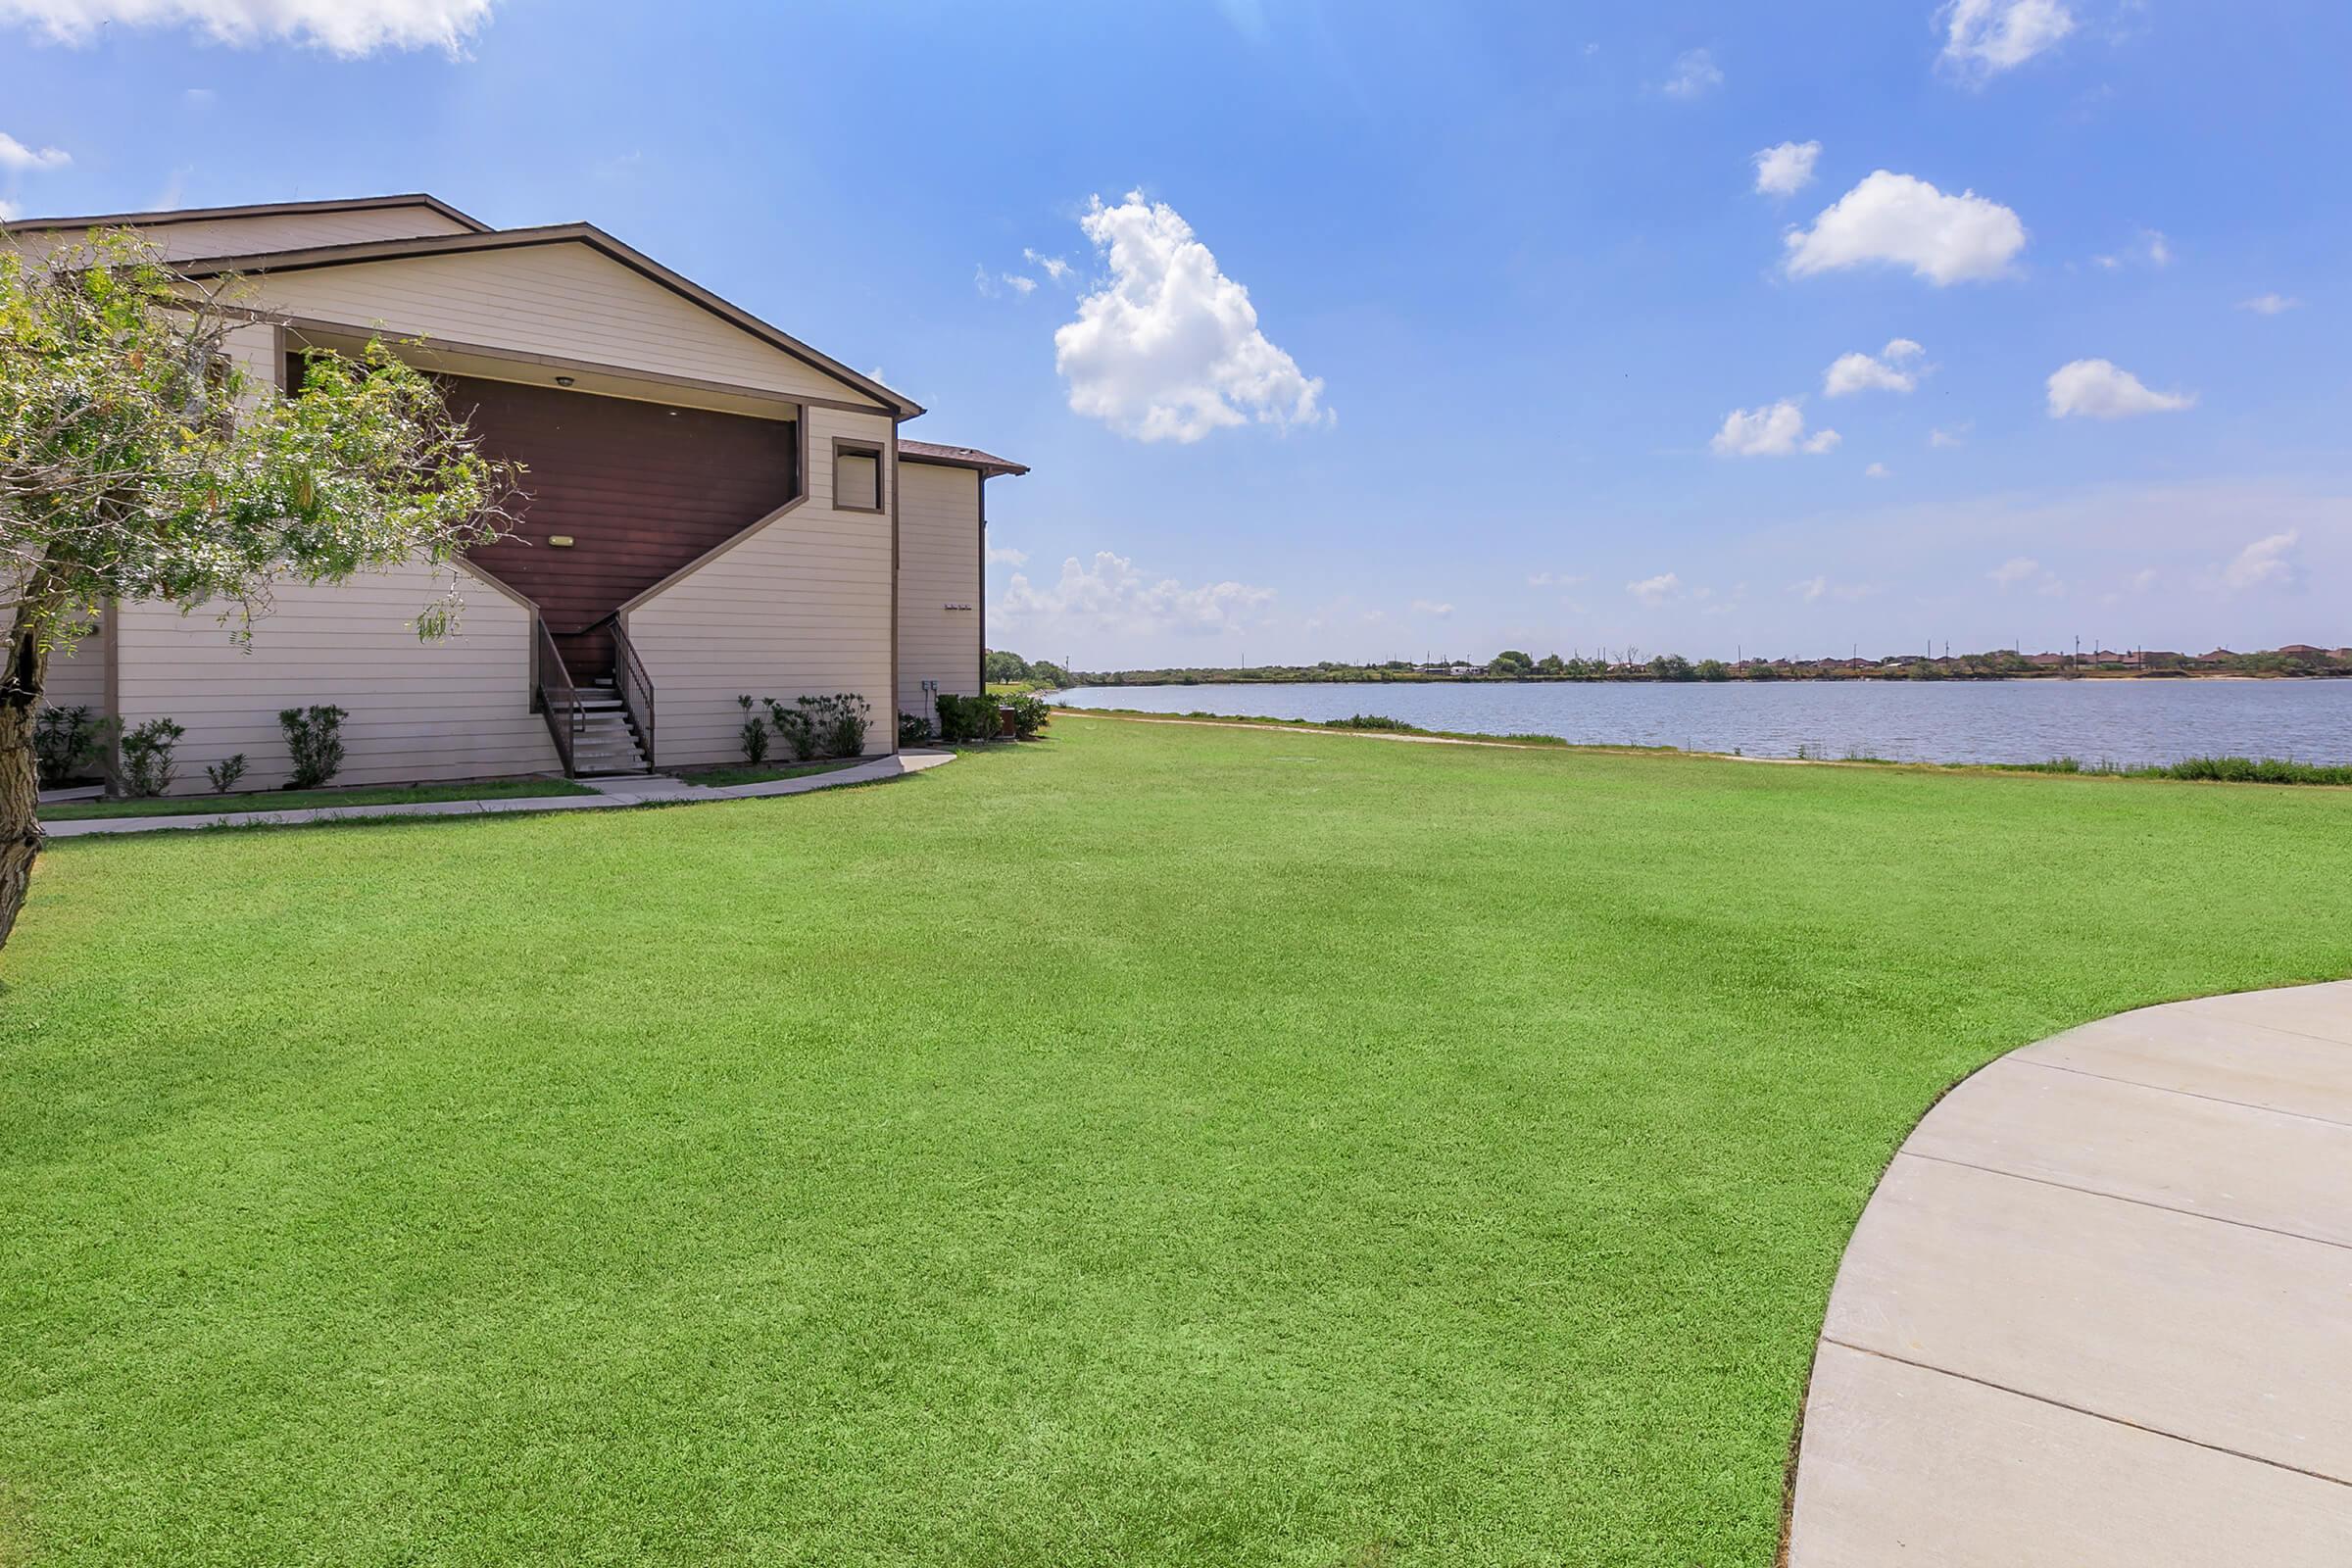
[1661,48,1723,100]
[0,130,70,170]
[1627,571,1683,606]
[1938,0,2076,80]
[1023,247,1072,284]
[2237,293,2303,317]
[2219,530,2300,591]
[0,0,498,55]
[997,550,1274,636]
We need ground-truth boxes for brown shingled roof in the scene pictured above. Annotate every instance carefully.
[898,439,1029,477]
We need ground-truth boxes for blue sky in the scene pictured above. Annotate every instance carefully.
[4,0,2346,665]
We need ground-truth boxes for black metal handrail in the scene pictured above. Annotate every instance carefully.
[533,616,586,777]
[601,614,656,770]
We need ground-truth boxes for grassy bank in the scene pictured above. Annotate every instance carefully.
[1064,705,2352,783]
[40,775,596,821]
[4,719,2349,1565]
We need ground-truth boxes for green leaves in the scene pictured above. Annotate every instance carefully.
[2,230,520,656]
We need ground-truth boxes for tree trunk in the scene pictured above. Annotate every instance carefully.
[0,608,52,956]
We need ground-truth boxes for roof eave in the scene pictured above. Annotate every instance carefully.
[0,192,491,237]
[164,221,923,420]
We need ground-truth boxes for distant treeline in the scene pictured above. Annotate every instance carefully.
[984,650,1073,690]
[1055,644,2352,686]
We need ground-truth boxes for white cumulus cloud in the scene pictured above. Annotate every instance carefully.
[1825,337,1926,396]
[0,0,495,53]
[1938,0,2075,78]
[1003,273,1038,296]
[984,544,1028,567]
[1784,171,2027,285]
[1410,599,1454,617]
[1054,190,1329,444]
[2221,530,2300,591]
[1662,48,1723,99]
[1865,462,1891,478]
[1752,140,1820,196]
[1711,399,1839,457]
[997,551,1274,637]
[1628,572,1684,606]
[0,131,70,170]
[2238,293,2302,316]
[2046,358,2194,418]
[1989,556,2040,588]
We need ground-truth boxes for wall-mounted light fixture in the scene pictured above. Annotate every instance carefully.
[548,535,575,548]
[553,375,575,388]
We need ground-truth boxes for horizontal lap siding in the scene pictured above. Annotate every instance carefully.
[41,616,105,711]
[12,205,472,264]
[115,561,558,795]
[242,244,885,408]
[896,464,981,720]
[627,408,895,765]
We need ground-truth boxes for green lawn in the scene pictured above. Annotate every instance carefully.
[4,715,2349,1566]
[40,775,595,820]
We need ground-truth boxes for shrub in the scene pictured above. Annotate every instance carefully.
[206,754,248,794]
[1004,693,1051,740]
[766,694,870,760]
[34,705,112,787]
[278,705,349,790]
[820,694,870,757]
[899,710,933,748]
[1325,713,1410,731]
[936,692,1000,743]
[736,695,770,763]
[116,717,184,798]
[763,698,816,760]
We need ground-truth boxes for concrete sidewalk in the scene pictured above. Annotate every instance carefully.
[42,749,956,838]
[1787,980,2352,1565]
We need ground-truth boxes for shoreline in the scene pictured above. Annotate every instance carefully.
[1057,669,2336,689]
[1052,707,2352,786]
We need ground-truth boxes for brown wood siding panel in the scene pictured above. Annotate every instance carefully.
[364,372,800,673]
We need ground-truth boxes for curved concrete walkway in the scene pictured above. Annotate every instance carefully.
[1787,980,2352,1566]
[42,748,957,838]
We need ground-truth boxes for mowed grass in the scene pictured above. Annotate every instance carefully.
[3,714,2349,1566]
[40,775,595,821]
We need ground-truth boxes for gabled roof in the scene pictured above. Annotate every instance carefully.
[162,221,922,420]
[899,439,1029,477]
[0,192,490,235]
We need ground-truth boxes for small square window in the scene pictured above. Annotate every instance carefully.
[833,443,882,512]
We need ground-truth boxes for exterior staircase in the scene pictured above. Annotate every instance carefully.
[571,678,652,776]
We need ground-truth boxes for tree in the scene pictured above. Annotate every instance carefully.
[0,232,518,953]
[1695,659,1730,682]
[1027,660,1071,689]
[982,648,1033,683]
[1536,653,1565,676]
[1490,649,1534,677]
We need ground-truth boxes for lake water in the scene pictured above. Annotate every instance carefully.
[1054,679,2352,767]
